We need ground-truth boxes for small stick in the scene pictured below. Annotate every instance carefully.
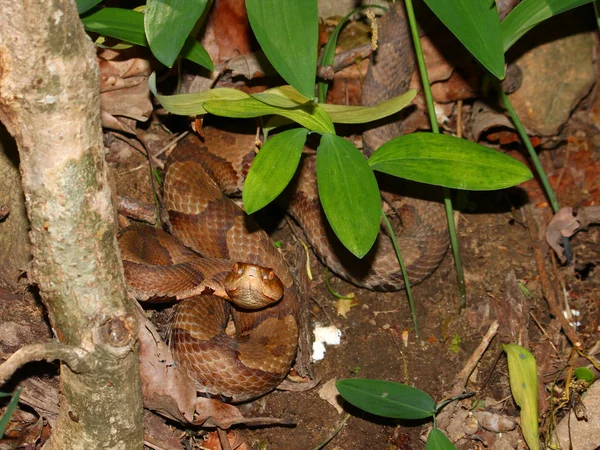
[217,428,233,450]
[317,44,372,80]
[117,196,157,225]
[450,320,499,397]
[0,342,95,386]
[522,206,582,348]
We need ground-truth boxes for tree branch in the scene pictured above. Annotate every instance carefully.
[0,342,96,386]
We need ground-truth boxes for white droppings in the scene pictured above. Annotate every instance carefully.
[312,324,341,361]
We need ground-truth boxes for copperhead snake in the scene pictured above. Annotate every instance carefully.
[118,2,449,402]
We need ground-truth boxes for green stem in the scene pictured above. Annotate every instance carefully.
[496,85,560,213]
[312,413,351,450]
[382,210,419,340]
[404,0,467,307]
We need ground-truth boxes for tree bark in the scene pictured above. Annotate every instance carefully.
[0,1,144,449]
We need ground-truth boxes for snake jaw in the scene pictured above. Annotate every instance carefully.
[224,262,284,309]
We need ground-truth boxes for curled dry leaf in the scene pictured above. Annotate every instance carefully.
[97,48,153,130]
[546,206,600,263]
[135,306,197,423]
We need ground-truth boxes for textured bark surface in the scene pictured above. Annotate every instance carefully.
[0,2,143,449]
[0,127,31,290]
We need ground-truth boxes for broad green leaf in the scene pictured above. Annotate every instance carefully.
[81,8,148,46]
[316,134,380,258]
[321,90,416,124]
[0,388,22,438]
[148,73,249,115]
[260,86,312,105]
[243,128,308,213]
[81,8,213,70]
[426,429,456,450]
[368,133,532,190]
[423,0,504,79]
[262,116,295,139]
[573,366,595,382]
[145,0,210,68]
[76,0,102,14]
[501,0,594,52]
[246,0,318,98]
[252,92,308,109]
[179,37,214,71]
[204,97,335,134]
[503,344,540,450]
[336,379,436,419]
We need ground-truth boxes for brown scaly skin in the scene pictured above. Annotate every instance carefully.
[120,138,300,402]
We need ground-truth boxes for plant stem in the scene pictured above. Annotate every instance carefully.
[312,413,351,450]
[404,0,467,307]
[496,83,573,261]
[382,211,420,340]
[496,86,559,213]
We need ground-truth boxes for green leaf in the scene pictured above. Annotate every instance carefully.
[423,0,504,79]
[503,344,540,450]
[501,0,594,52]
[320,90,416,124]
[179,36,214,71]
[204,97,335,134]
[246,0,318,98]
[573,367,595,382]
[426,428,456,450]
[148,72,249,115]
[316,134,381,258]
[81,8,148,46]
[368,132,532,190]
[76,0,102,14]
[336,379,436,419]
[0,388,22,438]
[243,128,308,213]
[144,0,210,68]
[81,8,213,70]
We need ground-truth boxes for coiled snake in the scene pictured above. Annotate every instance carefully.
[119,2,449,402]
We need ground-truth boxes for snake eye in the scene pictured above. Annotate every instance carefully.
[238,267,244,275]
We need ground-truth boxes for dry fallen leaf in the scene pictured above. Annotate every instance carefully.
[335,294,358,318]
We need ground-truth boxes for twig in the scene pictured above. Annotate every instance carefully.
[217,428,233,450]
[450,320,499,397]
[317,44,372,80]
[117,196,157,225]
[0,342,96,386]
[522,205,582,348]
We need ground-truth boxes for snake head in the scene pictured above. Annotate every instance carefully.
[224,262,284,309]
